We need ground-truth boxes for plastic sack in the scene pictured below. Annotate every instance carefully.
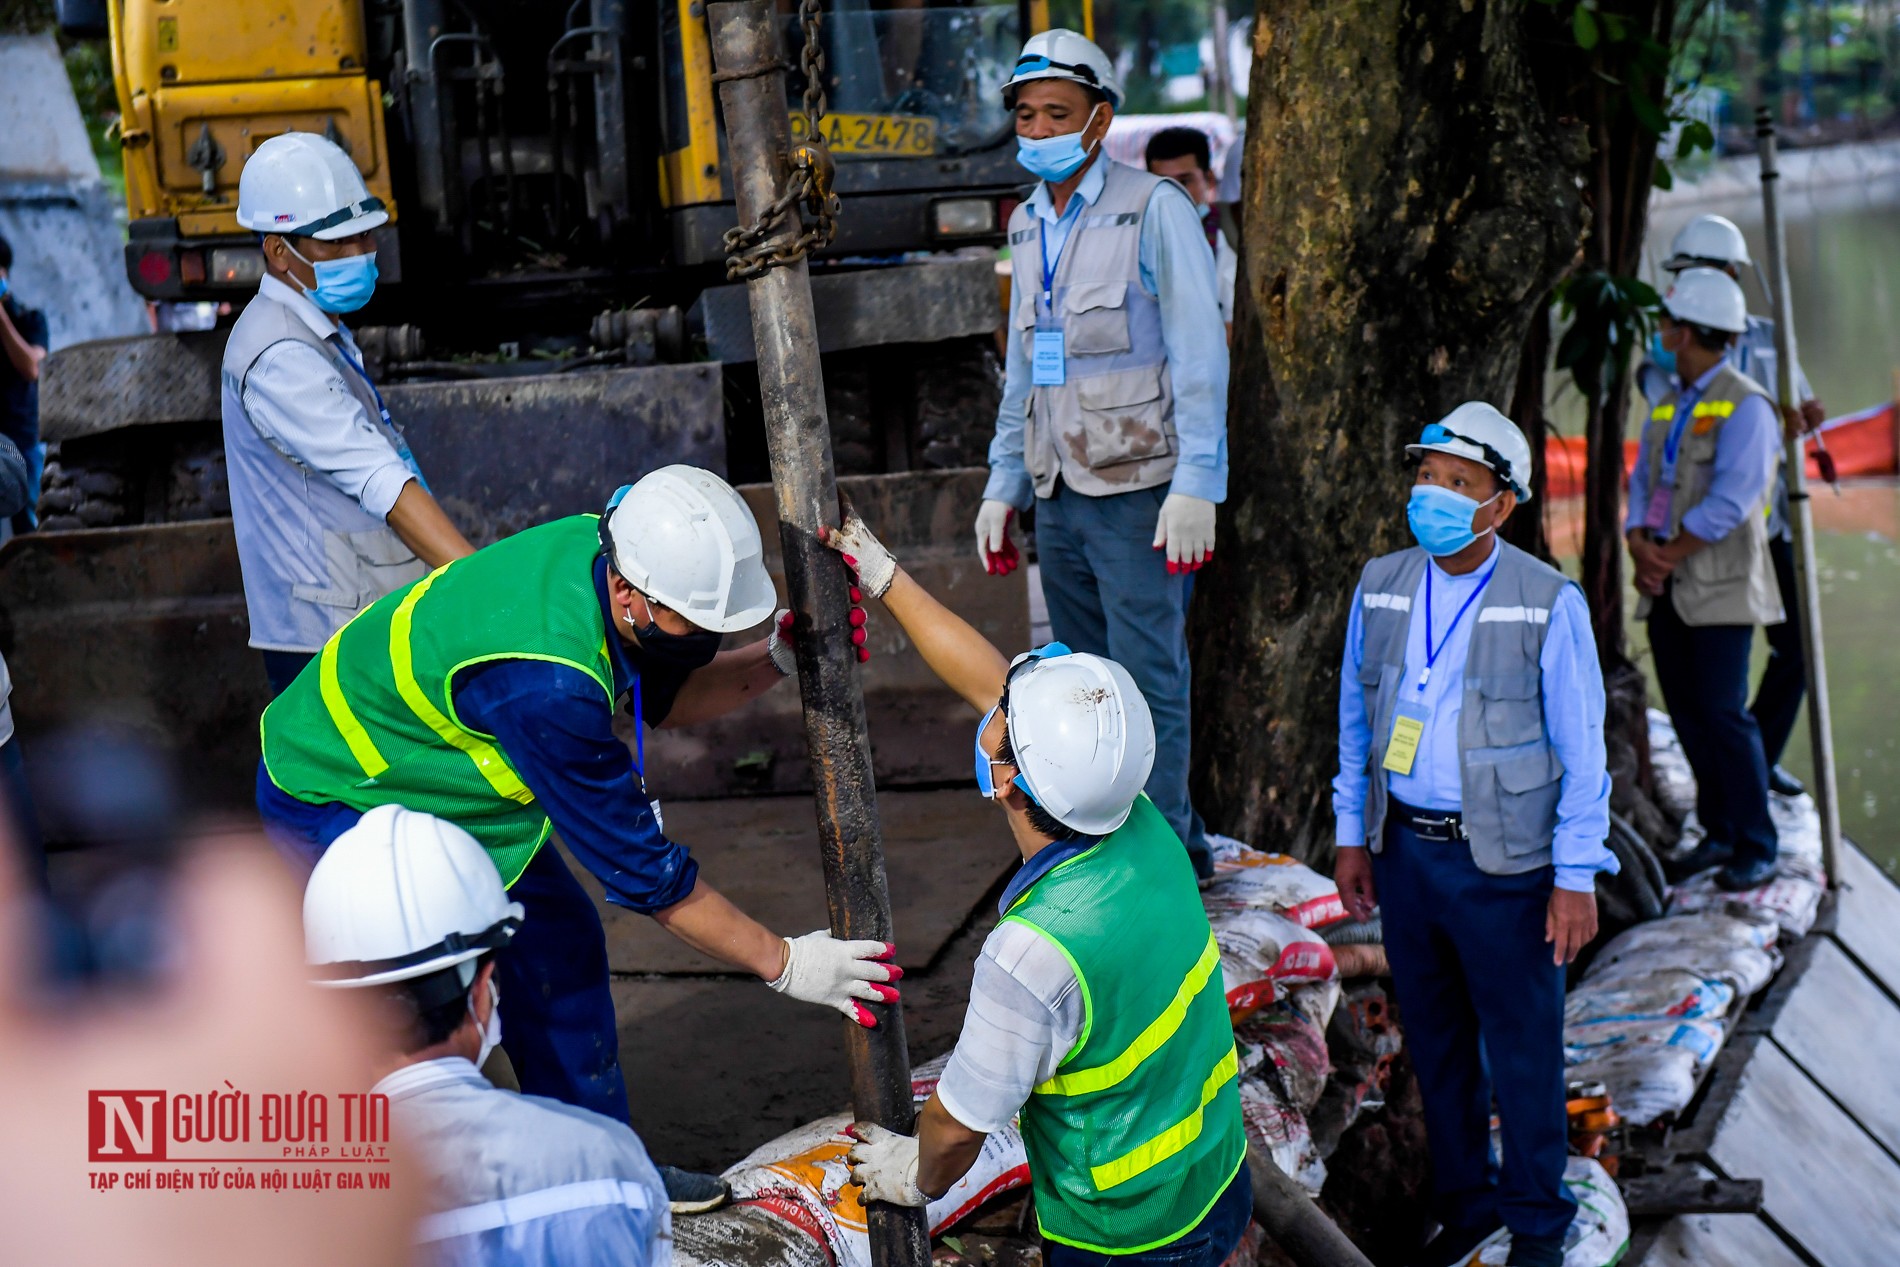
[1563,970,1733,1028]
[1202,835,1348,929]
[1234,1005,1332,1113]
[1581,912,1781,997]
[1212,908,1339,1020]
[1563,1016,1725,1073]
[1468,1157,1629,1266]
[1566,1042,1700,1127]
[1770,790,1824,865]
[1668,853,1826,939]
[1646,709,1698,819]
[1238,1074,1327,1198]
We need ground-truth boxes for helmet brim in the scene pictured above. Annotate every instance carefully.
[694,558,778,635]
[1404,441,1531,502]
[1002,68,1121,109]
[310,206,390,241]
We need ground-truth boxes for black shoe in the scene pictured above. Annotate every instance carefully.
[1412,1217,1504,1267]
[658,1164,730,1214]
[1505,1232,1567,1267]
[1769,765,1807,797]
[1664,837,1734,882]
[1715,855,1781,892]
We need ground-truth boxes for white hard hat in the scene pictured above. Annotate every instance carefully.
[1662,266,1747,335]
[1664,214,1752,271]
[303,804,523,989]
[1004,645,1155,836]
[601,465,778,635]
[1005,29,1122,109]
[1406,401,1535,503]
[236,132,389,240]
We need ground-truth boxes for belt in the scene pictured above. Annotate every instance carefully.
[1388,796,1467,843]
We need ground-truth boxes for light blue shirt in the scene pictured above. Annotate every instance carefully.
[1331,538,1616,893]
[984,157,1230,509]
[1625,359,1780,543]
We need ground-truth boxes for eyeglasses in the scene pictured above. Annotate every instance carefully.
[1013,53,1102,86]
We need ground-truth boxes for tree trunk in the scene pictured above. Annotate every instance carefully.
[1190,2,1585,858]
[1503,297,1554,562]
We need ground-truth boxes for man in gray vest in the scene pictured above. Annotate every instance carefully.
[976,29,1228,876]
[1331,403,1615,1267]
[1627,268,1784,891]
[223,132,474,696]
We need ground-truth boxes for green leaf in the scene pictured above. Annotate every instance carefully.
[1629,90,1669,136]
[1600,12,1629,41]
[1652,158,1674,190]
[1573,6,1600,50]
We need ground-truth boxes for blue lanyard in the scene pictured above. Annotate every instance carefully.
[631,672,645,785]
[1039,218,1059,310]
[333,337,395,428]
[1417,559,1496,690]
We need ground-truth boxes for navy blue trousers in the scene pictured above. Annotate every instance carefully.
[1373,819,1574,1241]
[1646,585,1778,866]
[1043,1163,1252,1267]
[1749,534,1806,770]
[1036,481,1208,872]
[255,767,632,1125]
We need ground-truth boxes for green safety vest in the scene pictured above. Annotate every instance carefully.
[261,515,616,885]
[1007,794,1245,1253]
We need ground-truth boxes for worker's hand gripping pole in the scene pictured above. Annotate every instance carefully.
[1756,107,1843,888]
[706,5,931,1265]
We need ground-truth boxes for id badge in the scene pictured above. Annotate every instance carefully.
[1032,328,1066,386]
[650,798,665,833]
[1382,701,1430,777]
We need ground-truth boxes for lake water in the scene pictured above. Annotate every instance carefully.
[1545,163,1900,873]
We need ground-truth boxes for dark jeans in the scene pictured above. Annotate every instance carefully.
[1373,817,1575,1241]
[262,650,317,697]
[1044,1163,1253,1267]
[0,734,42,885]
[1036,481,1208,873]
[1647,586,1778,865]
[1749,534,1805,769]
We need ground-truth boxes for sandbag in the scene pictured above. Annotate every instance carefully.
[1202,835,1348,929]
[1235,1005,1332,1114]
[1563,1016,1726,1073]
[1469,1157,1630,1266]
[1566,1042,1700,1126]
[1669,853,1826,939]
[1213,908,1339,1020]
[1238,1074,1327,1198]
[1646,709,1698,819]
[1563,970,1733,1028]
[1582,911,1781,997]
[1770,789,1825,865]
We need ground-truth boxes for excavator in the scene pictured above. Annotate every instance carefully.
[6,0,1065,804]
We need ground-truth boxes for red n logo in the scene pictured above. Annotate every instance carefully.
[89,1091,167,1161]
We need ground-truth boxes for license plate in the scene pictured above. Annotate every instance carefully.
[789,112,937,157]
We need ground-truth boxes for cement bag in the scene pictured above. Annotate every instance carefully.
[1213,908,1338,1021]
[1646,709,1698,818]
[1563,1016,1726,1073]
[1238,1074,1327,1198]
[1563,970,1733,1028]
[1581,912,1781,997]
[674,1200,836,1267]
[1669,853,1826,939]
[1234,1006,1332,1113]
[1202,836,1348,929]
[1770,790,1824,865]
[1566,1042,1700,1126]
[1469,1157,1629,1266]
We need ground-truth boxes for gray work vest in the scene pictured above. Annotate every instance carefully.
[1007,159,1179,499]
[1634,363,1784,628]
[220,290,426,652]
[1354,542,1576,875]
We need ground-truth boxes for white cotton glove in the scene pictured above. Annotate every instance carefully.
[766,609,798,676]
[824,504,898,599]
[846,1123,926,1207]
[974,499,1020,576]
[1152,493,1217,573]
[768,929,901,1027]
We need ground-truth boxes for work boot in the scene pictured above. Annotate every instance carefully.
[1411,1217,1504,1267]
[1715,855,1781,893]
[1769,765,1807,797]
[658,1164,730,1214]
[1664,838,1734,882]
[1504,1232,1567,1267]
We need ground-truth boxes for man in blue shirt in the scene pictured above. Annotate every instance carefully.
[1332,404,1615,1267]
[975,30,1229,876]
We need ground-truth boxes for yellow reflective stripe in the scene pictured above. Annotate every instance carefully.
[1034,932,1220,1097]
[1650,404,1675,421]
[391,572,535,806]
[1691,400,1736,418]
[1089,1045,1239,1192]
[319,633,389,778]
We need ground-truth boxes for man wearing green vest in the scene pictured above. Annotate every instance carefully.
[257,465,900,1209]
[830,507,1250,1263]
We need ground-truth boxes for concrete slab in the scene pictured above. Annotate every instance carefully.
[570,789,1012,974]
[1834,842,1900,999]
[1771,937,1900,1159]
[1708,1039,1900,1267]
[1642,1214,1805,1267]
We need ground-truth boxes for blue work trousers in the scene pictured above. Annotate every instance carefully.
[1043,1163,1252,1267]
[1373,818,1574,1242]
[1035,480,1207,872]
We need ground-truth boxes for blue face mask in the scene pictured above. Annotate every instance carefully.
[287,241,379,314]
[0,277,9,302]
[1407,484,1502,557]
[1016,105,1101,183]
[1649,329,1677,376]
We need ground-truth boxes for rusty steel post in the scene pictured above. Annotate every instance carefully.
[706,5,930,1265]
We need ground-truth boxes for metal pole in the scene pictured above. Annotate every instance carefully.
[1246,1144,1376,1267]
[705,6,930,1265]
[1756,107,1843,887]
[1209,0,1236,120]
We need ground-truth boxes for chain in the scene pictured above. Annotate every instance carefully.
[723,0,840,280]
